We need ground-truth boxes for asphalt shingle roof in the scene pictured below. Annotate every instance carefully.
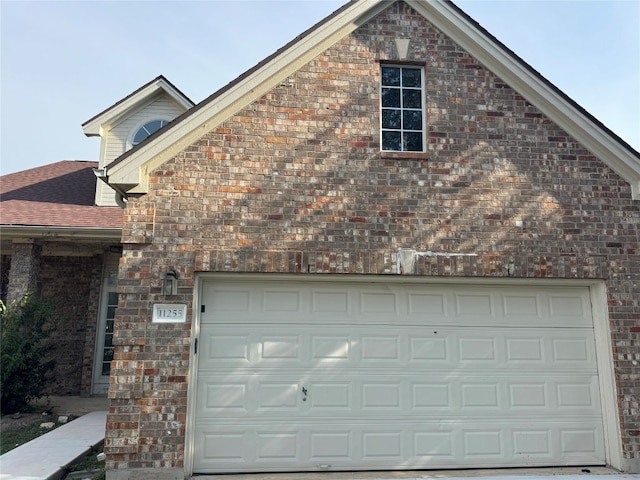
[0,161,123,229]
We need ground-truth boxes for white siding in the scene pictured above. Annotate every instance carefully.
[95,95,185,206]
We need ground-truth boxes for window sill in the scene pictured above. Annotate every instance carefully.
[380,151,429,160]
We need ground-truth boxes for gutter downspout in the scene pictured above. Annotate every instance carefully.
[93,168,128,208]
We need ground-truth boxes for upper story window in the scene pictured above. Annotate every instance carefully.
[381,65,425,152]
[132,119,168,146]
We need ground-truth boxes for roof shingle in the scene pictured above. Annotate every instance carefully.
[0,161,123,229]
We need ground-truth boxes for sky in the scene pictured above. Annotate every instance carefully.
[1,0,638,176]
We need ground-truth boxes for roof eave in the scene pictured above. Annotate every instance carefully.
[105,0,390,195]
[105,0,640,200]
[82,76,195,137]
[411,0,640,200]
[0,225,123,241]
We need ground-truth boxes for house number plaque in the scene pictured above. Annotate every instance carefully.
[152,303,187,323]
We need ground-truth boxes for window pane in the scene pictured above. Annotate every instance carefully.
[103,348,114,362]
[403,132,423,151]
[133,119,167,145]
[380,66,424,152]
[381,67,400,86]
[382,131,402,151]
[150,120,163,131]
[402,68,422,87]
[102,362,111,376]
[403,89,422,108]
[403,110,423,130]
[106,319,114,333]
[133,129,149,145]
[108,292,118,305]
[381,87,400,108]
[382,109,401,129]
[104,334,113,348]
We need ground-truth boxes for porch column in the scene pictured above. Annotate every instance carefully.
[7,239,42,305]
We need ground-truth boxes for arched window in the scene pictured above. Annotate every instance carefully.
[132,119,168,146]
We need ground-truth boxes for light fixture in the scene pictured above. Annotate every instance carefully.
[163,269,179,296]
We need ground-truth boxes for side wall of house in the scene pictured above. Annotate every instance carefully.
[105,2,640,476]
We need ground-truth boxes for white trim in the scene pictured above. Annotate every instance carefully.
[105,0,640,199]
[184,273,621,477]
[82,77,193,137]
[92,253,120,395]
[380,64,427,153]
[590,282,624,471]
[106,0,390,194]
[408,0,640,199]
[185,277,203,477]
[127,118,171,150]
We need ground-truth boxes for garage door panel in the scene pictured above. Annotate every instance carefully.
[201,282,592,327]
[194,281,604,472]
[193,419,605,472]
[312,336,350,359]
[310,431,353,460]
[200,381,248,411]
[261,335,302,360]
[256,432,299,460]
[361,336,400,360]
[196,372,601,418]
[205,334,250,362]
[199,326,597,370]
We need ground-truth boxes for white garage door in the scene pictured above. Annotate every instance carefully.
[193,280,605,473]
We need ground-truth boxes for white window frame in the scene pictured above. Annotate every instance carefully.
[380,64,426,153]
[128,118,169,149]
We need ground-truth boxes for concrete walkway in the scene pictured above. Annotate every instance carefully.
[214,476,640,480]
[0,410,107,480]
[204,471,639,480]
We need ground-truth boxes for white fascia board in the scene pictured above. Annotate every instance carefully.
[410,0,640,200]
[83,78,193,137]
[1,225,122,241]
[107,0,391,195]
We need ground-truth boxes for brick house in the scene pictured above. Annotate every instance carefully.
[0,76,193,397]
[87,0,640,478]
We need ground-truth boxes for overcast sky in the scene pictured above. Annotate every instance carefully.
[1,0,638,175]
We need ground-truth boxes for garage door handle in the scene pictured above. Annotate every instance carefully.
[302,387,308,402]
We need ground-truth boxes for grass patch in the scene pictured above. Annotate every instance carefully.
[61,445,105,480]
[0,420,63,454]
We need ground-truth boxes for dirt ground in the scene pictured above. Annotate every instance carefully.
[1,411,57,432]
[2,395,107,433]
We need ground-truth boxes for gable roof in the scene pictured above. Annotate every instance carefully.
[82,75,195,137]
[104,0,640,200]
[0,161,123,234]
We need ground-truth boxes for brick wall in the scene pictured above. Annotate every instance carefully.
[39,255,104,396]
[106,1,640,474]
[2,248,105,397]
[0,254,10,303]
[6,241,41,305]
